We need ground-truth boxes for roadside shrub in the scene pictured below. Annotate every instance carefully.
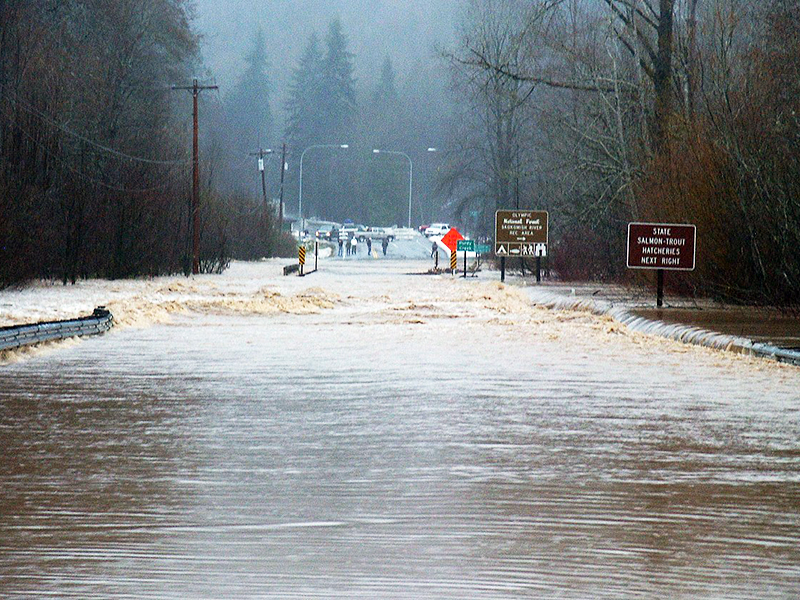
[551,227,620,282]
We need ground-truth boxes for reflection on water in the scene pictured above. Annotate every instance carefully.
[1,312,799,599]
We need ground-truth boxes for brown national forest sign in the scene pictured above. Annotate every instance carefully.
[495,210,548,257]
[627,222,696,271]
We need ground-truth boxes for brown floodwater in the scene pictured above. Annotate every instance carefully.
[1,263,799,598]
[632,307,800,349]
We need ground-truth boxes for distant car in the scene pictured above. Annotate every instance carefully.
[418,224,430,234]
[315,224,339,240]
[372,227,396,242]
[424,223,451,238]
[341,223,367,241]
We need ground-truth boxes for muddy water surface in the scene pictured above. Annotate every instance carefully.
[634,307,800,349]
[1,261,799,598]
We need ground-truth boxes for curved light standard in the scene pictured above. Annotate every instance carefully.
[373,149,412,229]
[298,144,349,234]
[373,148,437,229]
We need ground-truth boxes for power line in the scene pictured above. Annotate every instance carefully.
[0,104,185,194]
[0,82,192,166]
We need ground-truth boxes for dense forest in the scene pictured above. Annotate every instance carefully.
[445,0,800,305]
[212,17,448,232]
[1,1,205,285]
[0,0,296,287]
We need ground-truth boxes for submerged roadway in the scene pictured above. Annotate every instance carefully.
[1,253,799,598]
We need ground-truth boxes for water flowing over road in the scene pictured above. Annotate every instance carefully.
[1,260,799,598]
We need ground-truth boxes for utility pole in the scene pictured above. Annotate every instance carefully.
[172,79,218,275]
[250,148,273,245]
[250,148,273,210]
[278,143,287,231]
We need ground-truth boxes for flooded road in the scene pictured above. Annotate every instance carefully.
[633,307,800,350]
[1,260,799,598]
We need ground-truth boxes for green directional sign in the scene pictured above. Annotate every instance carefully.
[457,239,475,252]
[476,243,491,254]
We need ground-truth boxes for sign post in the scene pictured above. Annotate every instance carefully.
[457,239,475,279]
[298,245,306,277]
[495,210,548,282]
[627,223,696,307]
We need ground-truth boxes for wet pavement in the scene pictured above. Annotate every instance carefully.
[1,260,799,598]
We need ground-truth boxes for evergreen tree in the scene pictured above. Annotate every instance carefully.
[360,56,407,225]
[320,18,357,142]
[284,20,358,222]
[227,29,273,153]
[367,56,404,147]
[373,56,400,108]
[285,32,324,153]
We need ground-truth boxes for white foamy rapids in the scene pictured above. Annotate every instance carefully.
[525,288,800,367]
[0,262,340,330]
[0,261,341,363]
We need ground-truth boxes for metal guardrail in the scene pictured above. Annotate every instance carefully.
[0,307,114,352]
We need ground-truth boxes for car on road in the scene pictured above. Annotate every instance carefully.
[424,223,451,238]
[315,224,340,241]
[340,222,367,240]
[365,227,396,242]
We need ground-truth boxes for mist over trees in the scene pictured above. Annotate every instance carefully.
[217,29,274,195]
[4,0,796,306]
[275,17,447,227]
[282,19,358,224]
[446,0,800,305]
[0,2,451,288]
[204,11,452,240]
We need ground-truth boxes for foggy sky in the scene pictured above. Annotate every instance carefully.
[193,0,459,115]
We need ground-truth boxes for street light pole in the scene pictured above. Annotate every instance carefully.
[298,144,349,235]
[373,149,412,228]
[278,143,287,230]
[373,148,437,229]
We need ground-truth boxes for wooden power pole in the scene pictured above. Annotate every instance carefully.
[250,148,274,244]
[172,79,218,275]
[250,148,273,209]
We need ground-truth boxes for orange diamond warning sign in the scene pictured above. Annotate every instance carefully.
[440,228,464,253]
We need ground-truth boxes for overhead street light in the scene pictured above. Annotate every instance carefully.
[373,147,438,229]
[298,144,350,234]
[373,149,412,228]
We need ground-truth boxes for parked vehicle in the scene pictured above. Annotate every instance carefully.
[315,224,339,240]
[340,222,367,240]
[424,223,451,238]
[364,227,396,242]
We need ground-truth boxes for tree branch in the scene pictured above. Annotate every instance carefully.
[460,48,618,94]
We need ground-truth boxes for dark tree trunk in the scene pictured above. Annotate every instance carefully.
[652,0,675,151]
